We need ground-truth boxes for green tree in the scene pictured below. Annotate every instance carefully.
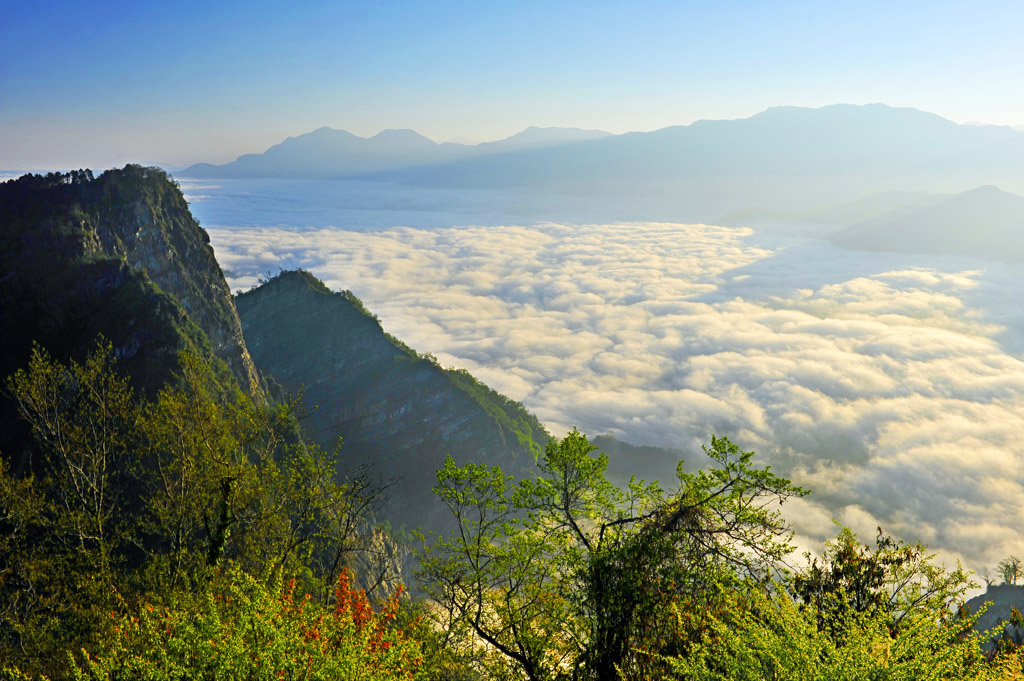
[139,352,395,598]
[998,556,1023,586]
[0,341,397,676]
[793,526,973,639]
[417,430,805,681]
[661,578,999,681]
[2,342,143,665]
[6,341,142,582]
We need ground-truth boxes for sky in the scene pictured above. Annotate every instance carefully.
[3,0,1024,169]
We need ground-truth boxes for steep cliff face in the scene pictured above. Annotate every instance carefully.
[89,167,260,389]
[236,270,547,532]
[0,166,259,391]
[0,167,260,467]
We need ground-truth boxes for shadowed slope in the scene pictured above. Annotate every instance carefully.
[235,270,546,533]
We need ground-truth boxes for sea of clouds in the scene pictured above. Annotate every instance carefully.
[184,178,1024,574]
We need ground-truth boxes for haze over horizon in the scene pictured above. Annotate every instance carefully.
[4,0,1024,169]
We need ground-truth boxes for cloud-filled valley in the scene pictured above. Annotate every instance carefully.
[191,171,1024,574]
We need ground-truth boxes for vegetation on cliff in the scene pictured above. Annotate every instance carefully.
[235,269,547,536]
[0,343,402,678]
[0,165,258,397]
[0,166,264,474]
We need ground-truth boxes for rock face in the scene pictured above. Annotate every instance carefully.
[235,270,546,533]
[0,166,261,468]
[0,166,260,391]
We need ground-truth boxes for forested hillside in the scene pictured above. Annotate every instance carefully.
[235,269,546,533]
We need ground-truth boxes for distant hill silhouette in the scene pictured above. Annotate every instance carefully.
[716,191,949,238]
[833,185,1024,262]
[590,434,693,488]
[183,127,463,178]
[397,104,1024,218]
[792,191,944,226]
[182,126,611,179]
[966,583,1024,651]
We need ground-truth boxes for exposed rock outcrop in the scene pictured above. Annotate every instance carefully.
[0,165,260,391]
[0,166,261,467]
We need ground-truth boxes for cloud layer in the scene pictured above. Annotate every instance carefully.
[209,219,1024,573]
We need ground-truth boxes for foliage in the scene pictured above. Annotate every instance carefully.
[2,342,144,663]
[793,525,973,638]
[67,565,424,681]
[999,557,1024,586]
[0,342,396,677]
[657,525,1012,681]
[660,578,1014,681]
[417,430,806,681]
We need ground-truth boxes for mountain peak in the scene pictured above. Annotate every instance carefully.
[371,128,431,140]
[748,103,956,128]
[235,269,546,533]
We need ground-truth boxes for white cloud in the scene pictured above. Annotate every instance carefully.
[209,220,1024,576]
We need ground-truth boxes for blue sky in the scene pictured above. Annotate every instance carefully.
[3,0,1023,168]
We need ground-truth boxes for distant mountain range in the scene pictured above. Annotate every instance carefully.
[181,104,1024,221]
[832,185,1024,262]
[397,105,1024,208]
[182,126,611,178]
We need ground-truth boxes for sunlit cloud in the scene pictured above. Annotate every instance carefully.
[209,221,1024,574]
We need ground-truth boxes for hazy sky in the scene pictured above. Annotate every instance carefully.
[3,0,1024,169]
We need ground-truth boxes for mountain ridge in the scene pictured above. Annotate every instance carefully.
[0,165,259,391]
[832,185,1024,262]
[234,269,548,533]
[182,125,612,178]
[0,166,263,469]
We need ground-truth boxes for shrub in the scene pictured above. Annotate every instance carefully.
[659,581,1013,681]
[67,566,424,681]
